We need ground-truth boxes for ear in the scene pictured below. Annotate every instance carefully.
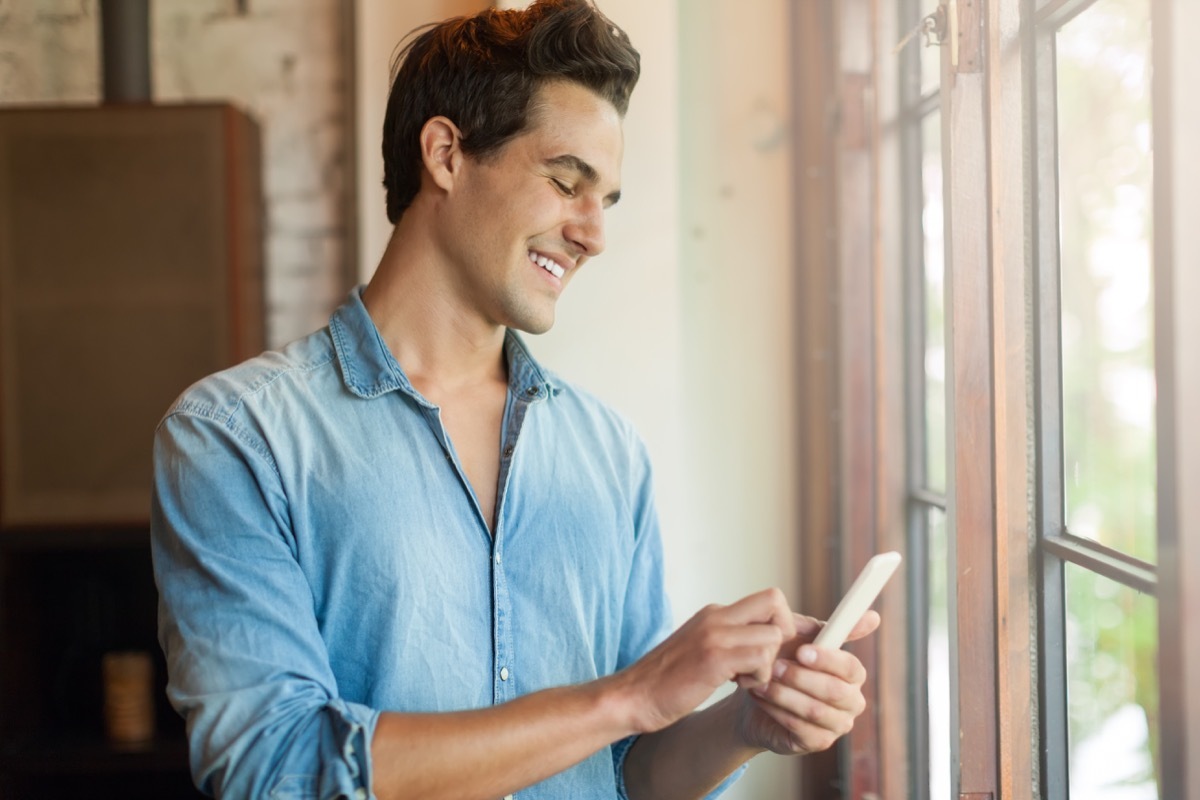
[419,116,464,194]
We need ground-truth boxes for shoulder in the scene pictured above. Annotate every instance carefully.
[161,327,338,429]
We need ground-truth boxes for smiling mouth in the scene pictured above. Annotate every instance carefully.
[528,251,566,279]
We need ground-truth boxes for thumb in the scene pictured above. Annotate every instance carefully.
[793,613,822,639]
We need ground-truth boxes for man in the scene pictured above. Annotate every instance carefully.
[151,1,879,798]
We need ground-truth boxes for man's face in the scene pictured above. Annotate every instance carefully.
[439,80,625,335]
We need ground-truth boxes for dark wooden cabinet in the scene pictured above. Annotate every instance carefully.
[0,103,263,797]
[0,534,204,798]
[0,103,263,528]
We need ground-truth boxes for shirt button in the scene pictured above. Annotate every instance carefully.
[354,789,368,800]
[500,666,510,681]
[495,552,502,565]
[504,795,514,800]
[526,386,538,396]
[503,444,514,458]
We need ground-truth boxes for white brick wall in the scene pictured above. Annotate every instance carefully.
[0,0,353,347]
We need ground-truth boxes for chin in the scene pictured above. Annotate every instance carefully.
[499,294,557,335]
[515,317,555,336]
[507,307,556,335]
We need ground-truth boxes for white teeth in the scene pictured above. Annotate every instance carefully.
[529,251,565,279]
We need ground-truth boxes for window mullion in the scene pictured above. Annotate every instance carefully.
[1153,0,1200,796]
[1030,11,1070,797]
[1035,0,1106,28]
[940,6,1001,797]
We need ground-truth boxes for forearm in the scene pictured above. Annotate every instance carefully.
[372,587,805,799]
[622,691,762,800]
[370,673,637,800]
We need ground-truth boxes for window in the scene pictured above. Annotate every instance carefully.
[1032,1,1161,795]
[797,0,1200,797]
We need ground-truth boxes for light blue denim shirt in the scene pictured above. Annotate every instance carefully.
[152,287,742,799]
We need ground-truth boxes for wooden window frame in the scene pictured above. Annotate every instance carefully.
[797,1,1198,798]
[1151,0,1200,796]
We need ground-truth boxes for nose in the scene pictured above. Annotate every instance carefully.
[563,196,606,258]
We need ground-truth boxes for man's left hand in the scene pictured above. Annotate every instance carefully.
[734,611,881,755]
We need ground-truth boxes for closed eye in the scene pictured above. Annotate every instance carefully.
[551,178,576,198]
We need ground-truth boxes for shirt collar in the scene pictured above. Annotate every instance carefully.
[329,286,559,403]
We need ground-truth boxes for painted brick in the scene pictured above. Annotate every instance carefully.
[0,0,352,348]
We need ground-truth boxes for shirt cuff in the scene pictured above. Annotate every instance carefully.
[611,734,639,800]
[266,699,379,800]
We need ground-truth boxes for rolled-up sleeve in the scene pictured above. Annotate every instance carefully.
[151,406,379,799]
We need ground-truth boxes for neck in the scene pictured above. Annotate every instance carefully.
[362,210,508,393]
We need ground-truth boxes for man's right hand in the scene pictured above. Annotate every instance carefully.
[612,587,798,734]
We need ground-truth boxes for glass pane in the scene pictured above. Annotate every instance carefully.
[926,505,951,800]
[921,111,946,493]
[1066,563,1159,798]
[1056,0,1156,562]
[920,33,940,96]
[899,1,940,101]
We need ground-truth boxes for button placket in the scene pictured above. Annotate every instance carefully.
[492,537,514,703]
[490,383,537,706]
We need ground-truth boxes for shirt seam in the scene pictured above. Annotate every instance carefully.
[164,400,290,478]
[162,351,337,468]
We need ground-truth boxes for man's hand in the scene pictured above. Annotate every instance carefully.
[734,611,881,755]
[615,588,797,734]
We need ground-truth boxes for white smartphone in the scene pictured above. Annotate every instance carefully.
[812,551,902,649]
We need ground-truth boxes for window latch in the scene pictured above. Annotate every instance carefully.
[892,5,948,56]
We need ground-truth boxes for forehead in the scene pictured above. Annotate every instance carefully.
[517,81,625,180]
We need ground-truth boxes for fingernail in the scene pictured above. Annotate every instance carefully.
[799,646,817,665]
[773,660,788,679]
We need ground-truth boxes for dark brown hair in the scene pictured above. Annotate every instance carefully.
[381,0,641,223]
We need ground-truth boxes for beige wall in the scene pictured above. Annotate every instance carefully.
[356,2,801,797]
[354,0,485,276]
[675,2,799,796]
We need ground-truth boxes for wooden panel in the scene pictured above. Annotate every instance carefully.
[868,0,912,796]
[984,0,1034,798]
[872,0,914,795]
[836,1,885,796]
[0,105,264,528]
[954,0,983,74]
[942,58,1000,800]
[792,0,842,795]
[838,100,880,798]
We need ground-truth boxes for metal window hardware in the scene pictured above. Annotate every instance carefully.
[893,5,948,56]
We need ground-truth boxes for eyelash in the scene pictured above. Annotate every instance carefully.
[551,178,576,198]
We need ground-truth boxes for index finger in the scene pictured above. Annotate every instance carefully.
[725,587,797,641]
[788,610,879,648]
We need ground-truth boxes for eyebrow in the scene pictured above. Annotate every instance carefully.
[545,154,622,207]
